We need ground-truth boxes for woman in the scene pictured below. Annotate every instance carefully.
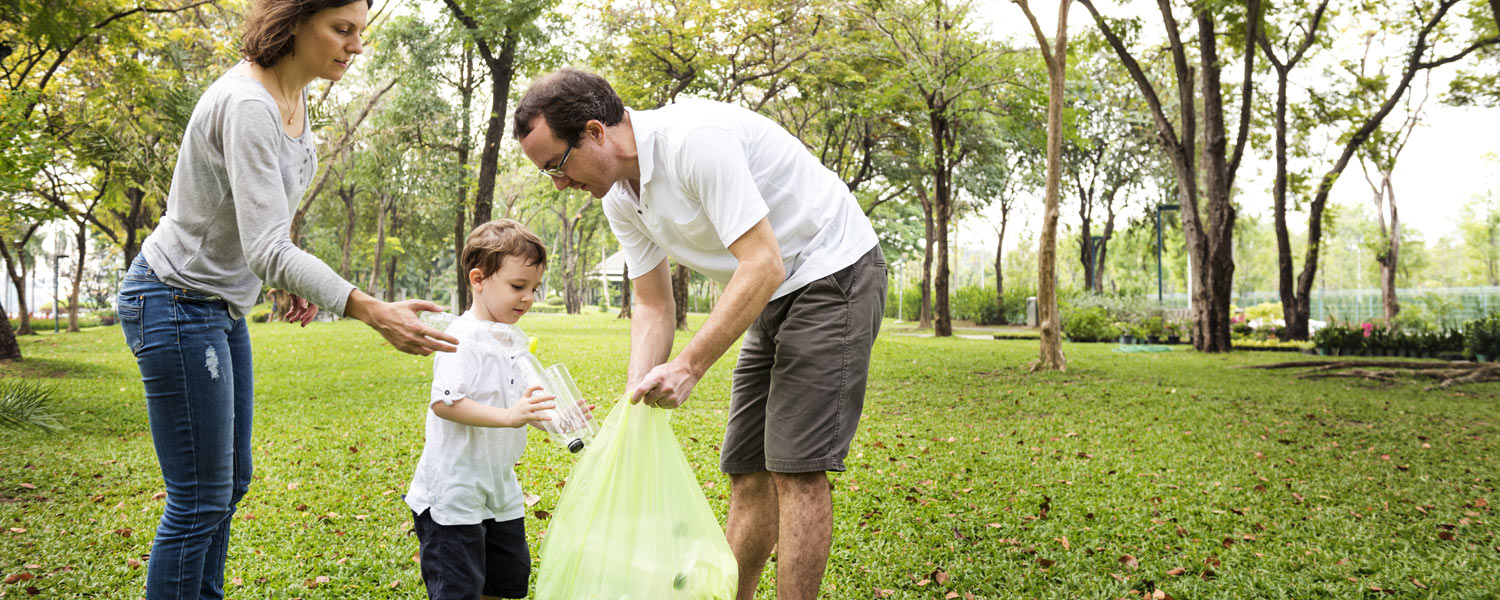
[115,1,455,597]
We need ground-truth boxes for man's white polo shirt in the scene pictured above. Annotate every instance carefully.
[602,99,878,300]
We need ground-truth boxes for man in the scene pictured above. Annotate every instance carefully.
[513,68,885,600]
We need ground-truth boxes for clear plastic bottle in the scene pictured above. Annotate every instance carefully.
[516,355,598,452]
[419,311,597,453]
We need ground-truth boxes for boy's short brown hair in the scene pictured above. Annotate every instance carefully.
[462,219,547,282]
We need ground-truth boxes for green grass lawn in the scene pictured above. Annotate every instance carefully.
[2,312,1497,599]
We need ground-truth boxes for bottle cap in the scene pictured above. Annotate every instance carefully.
[568,439,585,454]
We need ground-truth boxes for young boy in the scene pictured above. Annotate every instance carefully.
[405,219,554,600]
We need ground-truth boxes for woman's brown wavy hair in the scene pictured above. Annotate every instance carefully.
[240,0,372,68]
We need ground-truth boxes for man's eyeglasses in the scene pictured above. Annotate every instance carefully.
[538,142,575,179]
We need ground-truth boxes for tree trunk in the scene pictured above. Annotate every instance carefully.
[917,186,934,329]
[562,222,580,314]
[618,263,632,319]
[369,194,388,294]
[672,264,690,330]
[1096,195,1117,292]
[454,199,468,311]
[0,230,37,336]
[930,110,953,338]
[1378,171,1400,324]
[1075,173,1096,292]
[67,220,86,333]
[1270,69,1304,337]
[454,45,475,313]
[0,301,19,360]
[339,185,357,279]
[119,186,148,269]
[1018,0,1071,370]
[1194,10,1240,354]
[470,30,520,230]
[994,215,1007,325]
[385,209,402,303]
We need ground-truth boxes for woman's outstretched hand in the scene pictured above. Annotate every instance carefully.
[344,290,459,355]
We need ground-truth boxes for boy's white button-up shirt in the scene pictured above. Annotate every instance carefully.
[405,313,533,526]
[603,99,878,299]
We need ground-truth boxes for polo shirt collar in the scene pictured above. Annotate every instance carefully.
[627,107,656,187]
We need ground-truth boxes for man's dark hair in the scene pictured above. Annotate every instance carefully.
[512,68,624,144]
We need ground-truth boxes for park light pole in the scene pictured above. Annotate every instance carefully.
[1155,203,1180,304]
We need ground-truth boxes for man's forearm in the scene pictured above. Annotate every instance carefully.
[628,300,676,388]
[675,255,782,378]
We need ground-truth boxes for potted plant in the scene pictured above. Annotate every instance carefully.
[1163,319,1181,344]
[1312,325,1339,356]
[1141,316,1165,344]
[1467,314,1500,362]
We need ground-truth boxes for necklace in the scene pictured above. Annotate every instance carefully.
[269,67,300,127]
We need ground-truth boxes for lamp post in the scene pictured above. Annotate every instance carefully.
[1155,204,1180,304]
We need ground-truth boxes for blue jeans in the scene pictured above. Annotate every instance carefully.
[118,255,253,600]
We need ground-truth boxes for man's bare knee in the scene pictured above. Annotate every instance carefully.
[771,471,828,496]
[730,471,776,497]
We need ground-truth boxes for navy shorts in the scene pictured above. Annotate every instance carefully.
[412,510,530,599]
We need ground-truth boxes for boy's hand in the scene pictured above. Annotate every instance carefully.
[506,385,556,428]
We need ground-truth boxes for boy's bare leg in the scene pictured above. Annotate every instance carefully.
[727,472,779,600]
[770,472,831,600]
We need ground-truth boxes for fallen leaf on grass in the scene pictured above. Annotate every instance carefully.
[1166,568,1186,576]
[1037,558,1055,567]
[1119,555,1139,570]
[1410,578,1427,590]
[126,558,141,569]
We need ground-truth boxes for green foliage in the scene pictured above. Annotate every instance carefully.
[1062,306,1118,342]
[0,380,61,432]
[1464,312,1500,358]
[951,284,1000,325]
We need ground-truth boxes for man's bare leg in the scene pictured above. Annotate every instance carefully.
[770,471,831,600]
[728,472,779,600]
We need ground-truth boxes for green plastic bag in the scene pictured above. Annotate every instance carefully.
[536,396,738,600]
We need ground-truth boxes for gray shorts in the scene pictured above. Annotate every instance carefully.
[721,245,886,474]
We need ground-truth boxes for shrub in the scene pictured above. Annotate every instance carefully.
[952,285,1001,325]
[1062,306,1118,342]
[1464,312,1500,358]
[1140,316,1165,338]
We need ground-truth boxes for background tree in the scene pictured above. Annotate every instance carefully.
[1357,68,1432,325]
[1079,0,1262,353]
[856,0,1011,337]
[1014,0,1072,370]
[1273,0,1498,338]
